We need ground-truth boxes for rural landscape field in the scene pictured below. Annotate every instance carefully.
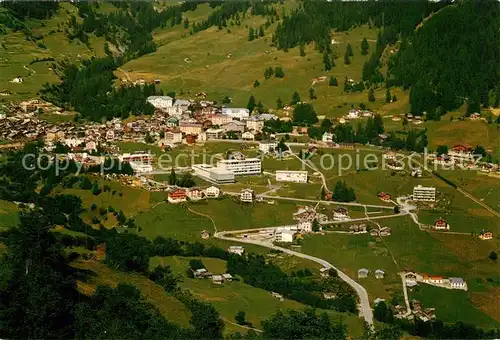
[0,1,499,339]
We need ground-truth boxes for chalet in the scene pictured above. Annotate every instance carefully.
[204,186,220,198]
[333,207,349,220]
[106,130,115,141]
[165,116,179,128]
[185,134,197,144]
[422,275,444,284]
[479,231,493,240]
[470,112,481,120]
[212,275,223,284]
[449,277,467,290]
[404,272,419,287]
[377,192,391,201]
[187,188,203,201]
[242,131,255,141]
[379,227,392,236]
[433,218,450,231]
[222,107,250,119]
[370,229,379,237]
[246,117,264,132]
[194,268,208,278]
[167,189,187,203]
[147,95,173,109]
[259,141,277,154]
[240,189,255,203]
[449,144,473,160]
[323,292,337,300]
[358,268,369,279]
[322,132,334,143]
[228,246,245,256]
[179,122,202,135]
[205,128,224,140]
[222,273,233,282]
[375,269,385,279]
[319,267,330,278]
[349,224,367,233]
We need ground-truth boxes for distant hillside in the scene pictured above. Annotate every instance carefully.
[387,0,500,118]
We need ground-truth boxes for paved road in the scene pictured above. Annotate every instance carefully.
[321,212,406,226]
[257,194,395,210]
[214,230,374,327]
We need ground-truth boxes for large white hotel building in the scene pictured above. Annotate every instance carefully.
[217,158,261,176]
[412,185,436,202]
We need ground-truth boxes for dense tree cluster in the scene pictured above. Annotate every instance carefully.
[293,103,318,125]
[41,57,158,121]
[2,1,59,20]
[388,0,500,118]
[332,181,356,202]
[227,253,357,313]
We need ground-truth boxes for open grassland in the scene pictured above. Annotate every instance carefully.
[0,3,106,100]
[301,215,500,327]
[122,8,393,118]
[0,200,19,231]
[72,259,192,327]
[54,175,150,228]
[150,255,364,336]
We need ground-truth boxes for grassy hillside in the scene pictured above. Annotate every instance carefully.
[120,5,398,118]
[0,3,107,101]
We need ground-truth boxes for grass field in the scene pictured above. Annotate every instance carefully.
[72,258,192,327]
[300,215,500,327]
[150,255,365,336]
[0,3,107,101]
[0,200,19,231]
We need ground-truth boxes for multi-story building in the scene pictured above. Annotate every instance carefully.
[274,229,295,243]
[246,117,265,132]
[119,152,153,173]
[205,128,224,139]
[191,164,235,184]
[222,107,250,119]
[204,186,221,198]
[240,188,255,203]
[179,122,202,135]
[259,141,277,154]
[161,129,182,145]
[217,158,261,176]
[413,185,436,201]
[275,170,308,183]
[147,96,173,109]
[222,121,246,133]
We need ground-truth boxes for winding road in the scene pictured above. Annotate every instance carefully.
[214,229,374,327]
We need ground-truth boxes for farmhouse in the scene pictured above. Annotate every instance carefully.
[186,188,203,201]
[167,189,187,203]
[413,185,436,202]
[222,273,233,282]
[275,170,308,183]
[377,192,391,201]
[405,272,419,287]
[422,275,444,284]
[333,207,349,220]
[375,269,385,279]
[212,275,223,284]
[449,144,473,160]
[479,231,493,240]
[240,189,255,203]
[433,218,450,231]
[449,277,467,290]
[379,227,392,236]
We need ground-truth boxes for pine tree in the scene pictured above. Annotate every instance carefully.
[247,95,256,111]
[344,51,351,65]
[361,37,369,55]
[309,88,316,100]
[368,88,375,102]
[323,52,332,71]
[248,27,255,41]
[346,43,353,57]
[299,44,305,57]
[276,97,284,109]
[169,167,177,185]
[392,94,397,102]
[329,77,338,87]
[258,25,264,37]
[253,80,260,88]
[290,91,301,105]
[274,67,285,78]
[385,88,391,103]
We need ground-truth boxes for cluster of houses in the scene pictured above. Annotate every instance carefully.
[193,268,233,285]
[404,272,468,291]
[431,144,499,174]
[333,207,350,221]
[357,268,385,279]
[166,186,221,203]
[386,299,436,322]
[369,227,392,237]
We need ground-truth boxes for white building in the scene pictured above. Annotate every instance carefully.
[413,185,436,202]
[205,128,224,140]
[242,131,255,141]
[119,152,154,173]
[147,96,173,109]
[160,129,183,146]
[322,132,333,143]
[228,245,245,256]
[274,230,295,243]
[275,170,308,183]
[192,164,235,184]
[333,207,349,220]
[179,122,202,135]
[240,189,255,203]
[222,107,250,119]
[217,158,261,176]
[259,141,277,154]
[449,277,467,290]
[204,186,221,198]
[246,118,264,132]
